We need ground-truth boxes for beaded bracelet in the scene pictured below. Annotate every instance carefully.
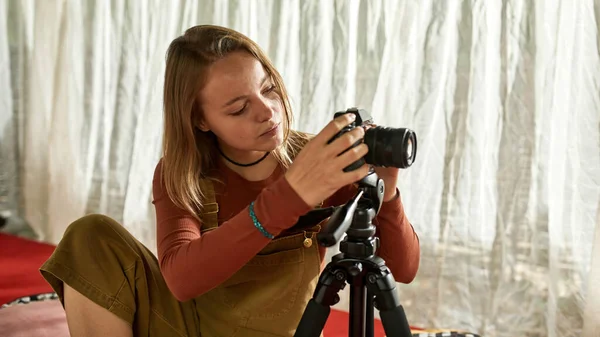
[249,201,274,239]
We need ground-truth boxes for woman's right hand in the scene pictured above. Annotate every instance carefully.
[284,113,371,208]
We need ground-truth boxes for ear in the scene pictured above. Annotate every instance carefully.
[197,120,210,132]
[193,115,210,132]
[192,100,210,132]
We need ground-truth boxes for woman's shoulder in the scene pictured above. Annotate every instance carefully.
[152,158,166,198]
[153,158,165,180]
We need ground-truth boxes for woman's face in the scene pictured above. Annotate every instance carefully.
[198,51,284,160]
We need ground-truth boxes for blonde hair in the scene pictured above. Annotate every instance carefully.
[162,25,310,219]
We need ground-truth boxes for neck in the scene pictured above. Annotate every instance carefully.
[217,145,278,181]
[221,154,278,181]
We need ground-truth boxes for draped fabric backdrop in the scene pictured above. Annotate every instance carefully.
[1,1,599,336]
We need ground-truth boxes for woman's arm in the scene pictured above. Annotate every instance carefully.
[372,188,420,283]
[153,162,312,301]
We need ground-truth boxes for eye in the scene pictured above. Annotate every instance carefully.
[231,104,247,116]
[263,84,276,94]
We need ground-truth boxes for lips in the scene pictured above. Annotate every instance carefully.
[260,123,280,136]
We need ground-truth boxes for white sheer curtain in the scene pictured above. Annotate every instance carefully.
[1,1,599,336]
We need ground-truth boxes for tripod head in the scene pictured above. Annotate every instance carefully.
[317,169,384,255]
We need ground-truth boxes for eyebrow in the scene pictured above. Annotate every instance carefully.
[221,75,270,108]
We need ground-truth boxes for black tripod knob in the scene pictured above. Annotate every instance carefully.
[349,263,362,277]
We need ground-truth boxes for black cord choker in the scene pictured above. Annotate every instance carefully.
[217,146,270,167]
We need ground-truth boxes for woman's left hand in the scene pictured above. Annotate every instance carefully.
[373,166,399,202]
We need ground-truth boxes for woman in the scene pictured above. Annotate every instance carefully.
[40,25,420,337]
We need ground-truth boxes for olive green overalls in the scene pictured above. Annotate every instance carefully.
[40,178,324,337]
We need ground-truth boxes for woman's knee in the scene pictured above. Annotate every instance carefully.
[55,214,143,257]
[62,214,128,243]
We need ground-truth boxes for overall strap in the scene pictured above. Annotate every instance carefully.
[199,178,219,232]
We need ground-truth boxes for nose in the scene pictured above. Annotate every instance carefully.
[255,97,275,122]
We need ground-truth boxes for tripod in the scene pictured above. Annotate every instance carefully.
[294,171,412,337]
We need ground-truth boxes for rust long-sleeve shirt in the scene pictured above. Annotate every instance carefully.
[153,159,420,302]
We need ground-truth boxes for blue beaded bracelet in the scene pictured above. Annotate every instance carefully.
[249,201,274,239]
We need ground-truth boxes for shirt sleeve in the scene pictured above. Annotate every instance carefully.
[323,184,420,283]
[153,161,313,301]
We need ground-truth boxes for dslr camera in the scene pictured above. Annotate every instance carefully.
[330,108,417,172]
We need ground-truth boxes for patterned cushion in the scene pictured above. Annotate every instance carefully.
[1,292,59,309]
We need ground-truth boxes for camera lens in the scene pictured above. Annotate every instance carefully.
[364,126,417,168]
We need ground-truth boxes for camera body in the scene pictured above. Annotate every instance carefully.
[330,107,417,171]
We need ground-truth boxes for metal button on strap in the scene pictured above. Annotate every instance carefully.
[303,231,313,248]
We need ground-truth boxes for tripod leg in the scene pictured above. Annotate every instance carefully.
[366,290,374,337]
[379,306,411,337]
[294,265,347,337]
[366,270,412,337]
[349,284,366,337]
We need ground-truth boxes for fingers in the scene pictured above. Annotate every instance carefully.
[328,126,365,156]
[335,144,370,183]
[311,113,356,146]
[335,143,368,170]
[340,162,371,184]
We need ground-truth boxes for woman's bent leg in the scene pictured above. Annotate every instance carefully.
[39,214,199,337]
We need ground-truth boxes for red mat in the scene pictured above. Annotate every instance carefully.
[0,233,55,305]
[0,233,386,336]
